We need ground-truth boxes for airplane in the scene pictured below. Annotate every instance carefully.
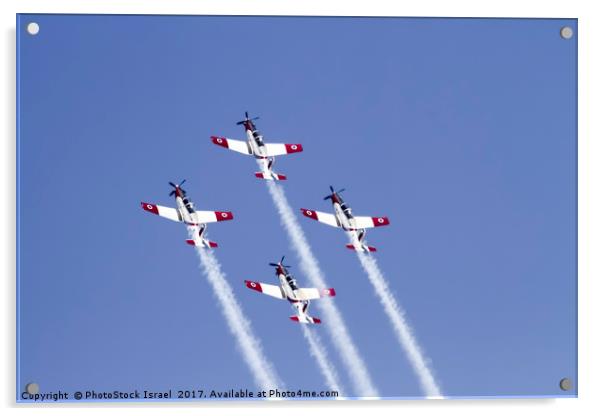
[141,180,234,248]
[244,256,336,324]
[300,186,390,252]
[210,112,303,181]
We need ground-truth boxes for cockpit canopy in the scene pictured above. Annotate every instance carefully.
[285,274,298,290]
[182,197,195,214]
[252,129,263,142]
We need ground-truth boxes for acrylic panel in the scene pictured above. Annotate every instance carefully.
[16,14,577,402]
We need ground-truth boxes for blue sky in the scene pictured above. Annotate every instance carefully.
[17,14,576,399]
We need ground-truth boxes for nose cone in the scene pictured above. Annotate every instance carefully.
[173,186,185,199]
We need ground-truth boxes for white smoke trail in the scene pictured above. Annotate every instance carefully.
[193,243,282,391]
[355,251,443,398]
[264,180,379,397]
[300,325,345,395]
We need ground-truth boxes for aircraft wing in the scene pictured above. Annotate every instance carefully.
[263,143,303,157]
[300,209,340,228]
[141,202,181,222]
[353,215,390,229]
[210,136,252,155]
[194,210,234,224]
[245,280,285,299]
[295,287,336,301]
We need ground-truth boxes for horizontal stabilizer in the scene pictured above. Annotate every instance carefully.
[346,244,376,253]
[186,239,218,248]
[254,172,287,181]
[290,315,322,324]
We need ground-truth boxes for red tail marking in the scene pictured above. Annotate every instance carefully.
[208,241,218,248]
[346,244,377,252]
[312,318,322,324]
[289,316,300,322]
[255,173,287,181]
[185,239,195,246]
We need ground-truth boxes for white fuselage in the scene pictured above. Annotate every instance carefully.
[246,128,281,180]
[278,270,311,319]
[332,201,354,230]
[331,199,368,250]
[246,128,268,159]
[175,194,197,225]
[277,271,298,302]
[177,194,213,248]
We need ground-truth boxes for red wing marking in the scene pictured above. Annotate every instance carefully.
[322,288,336,297]
[215,211,234,221]
[301,209,317,220]
[245,280,263,293]
[141,202,159,215]
[372,217,390,227]
[284,143,303,154]
[210,136,229,148]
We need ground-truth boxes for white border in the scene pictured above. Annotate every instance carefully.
[2,1,599,415]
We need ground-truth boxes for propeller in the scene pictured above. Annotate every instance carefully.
[169,179,187,196]
[236,111,260,125]
[323,185,345,200]
[269,255,291,268]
